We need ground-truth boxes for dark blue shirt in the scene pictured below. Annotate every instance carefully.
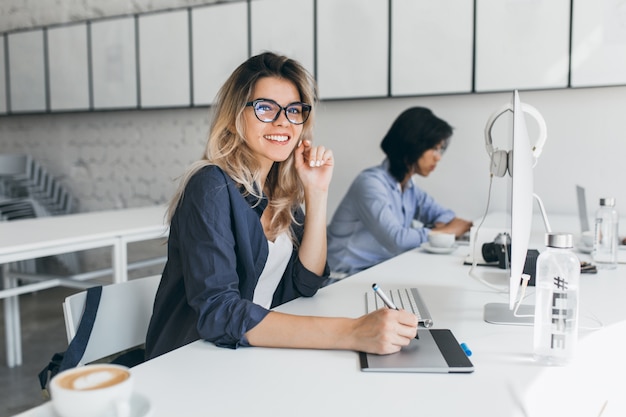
[145,165,329,360]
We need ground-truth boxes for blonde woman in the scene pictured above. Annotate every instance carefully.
[146,52,417,360]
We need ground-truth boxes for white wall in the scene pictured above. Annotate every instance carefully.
[1,0,625,228]
[319,86,626,223]
[2,87,625,222]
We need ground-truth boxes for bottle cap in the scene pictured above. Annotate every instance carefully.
[545,233,573,248]
[600,197,616,207]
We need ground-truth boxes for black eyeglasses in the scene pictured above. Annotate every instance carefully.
[245,98,311,125]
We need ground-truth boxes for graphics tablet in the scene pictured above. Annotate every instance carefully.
[359,329,474,373]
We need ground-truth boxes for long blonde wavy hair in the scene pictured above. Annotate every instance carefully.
[167,52,318,243]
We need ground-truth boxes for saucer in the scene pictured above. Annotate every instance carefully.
[422,242,458,254]
[50,394,152,417]
[576,243,593,254]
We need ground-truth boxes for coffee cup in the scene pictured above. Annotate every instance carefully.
[581,230,594,248]
[49,364,134,417]
[428,231,455,248]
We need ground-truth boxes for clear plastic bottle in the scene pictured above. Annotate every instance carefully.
[533,233,580,366]
[592,197,619,270]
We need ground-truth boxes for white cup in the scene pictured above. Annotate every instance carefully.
[428,231,455,248]
[49,364,134,417]
[581,230,594,248]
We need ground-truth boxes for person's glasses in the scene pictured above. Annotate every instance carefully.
[246,98,311,125]
[432,146,446,156]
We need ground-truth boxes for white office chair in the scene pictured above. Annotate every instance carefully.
[0,153,31,196]
[62,274,161,366]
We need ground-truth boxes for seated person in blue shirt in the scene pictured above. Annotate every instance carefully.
[145,52,417,360]
[327,107,473,276]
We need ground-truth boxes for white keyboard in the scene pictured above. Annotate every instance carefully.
[365,287,433,328]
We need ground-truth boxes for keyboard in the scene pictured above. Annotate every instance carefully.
[365,287,433,328]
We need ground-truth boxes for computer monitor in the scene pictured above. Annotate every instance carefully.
[483,90,547,325]
[508,90,535,309]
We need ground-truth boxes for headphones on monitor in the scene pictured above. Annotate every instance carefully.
[484,101,547,177]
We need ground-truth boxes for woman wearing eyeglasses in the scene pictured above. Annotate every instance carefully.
[145,52,417,360]
[327,107,473,277]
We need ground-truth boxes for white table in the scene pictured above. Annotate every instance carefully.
[16,214,626,416]
[1,206,169,368]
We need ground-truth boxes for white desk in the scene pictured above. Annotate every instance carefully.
[16,215,626,416]
[1,206,169,368]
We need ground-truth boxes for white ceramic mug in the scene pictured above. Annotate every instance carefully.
[49,364,134,417]
[581,230,594,248]
[428,231,455,248]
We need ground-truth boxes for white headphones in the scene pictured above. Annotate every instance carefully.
[484,101,547,177]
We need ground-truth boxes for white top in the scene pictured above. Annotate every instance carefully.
[253,233,292,309]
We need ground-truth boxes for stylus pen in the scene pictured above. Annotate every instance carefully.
[372,283,398,310]
[372,283,419,339]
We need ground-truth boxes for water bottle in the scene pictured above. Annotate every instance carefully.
[592,197,618,270]
[533,233,580,366]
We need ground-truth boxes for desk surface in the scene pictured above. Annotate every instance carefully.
[1,205,170,368]
[16,214,626,417]
[0,206,168,263]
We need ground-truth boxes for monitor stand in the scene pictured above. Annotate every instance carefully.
[483,302,534,326]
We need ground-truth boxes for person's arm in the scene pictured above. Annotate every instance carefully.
[431,217,473,237]
[245,308,418,355]
[251,143,418,355]
[293,140,333,275]
[416,189,472,237]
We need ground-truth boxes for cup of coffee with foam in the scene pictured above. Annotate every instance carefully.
[49,364,133,417]
[428,231,455,248]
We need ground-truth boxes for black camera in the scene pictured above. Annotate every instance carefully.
[481,233,511,269]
